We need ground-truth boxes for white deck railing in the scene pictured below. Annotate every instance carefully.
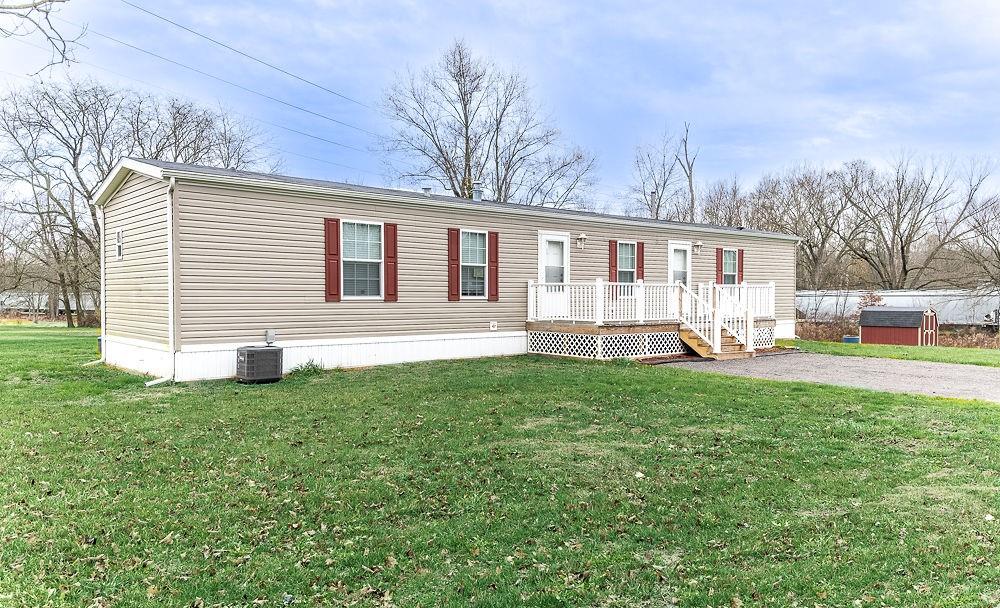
[527,279,775,354]
[715,282,775,319]
[528,279,684,324]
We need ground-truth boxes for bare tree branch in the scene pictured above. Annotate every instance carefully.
[0,0,81,69]
[382,40,595,207]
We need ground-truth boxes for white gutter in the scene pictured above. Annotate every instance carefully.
[144,176,177,387]
[167,176,176,379]
[98,206,106,363]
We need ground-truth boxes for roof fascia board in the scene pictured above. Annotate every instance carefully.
[94,159,167,207]
[163,168,801,242]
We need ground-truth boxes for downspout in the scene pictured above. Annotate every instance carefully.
[145,176,177,387]
[83,207,108,367]
[96,206,106,363]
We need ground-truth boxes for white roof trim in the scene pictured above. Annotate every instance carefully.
[94,159,166,207]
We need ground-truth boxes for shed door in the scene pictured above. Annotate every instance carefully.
[922,310,938,346]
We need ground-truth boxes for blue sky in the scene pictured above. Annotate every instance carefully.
[2,0,999,208]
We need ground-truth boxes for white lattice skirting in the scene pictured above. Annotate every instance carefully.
[752,326,775,349]
[528,330,685,360]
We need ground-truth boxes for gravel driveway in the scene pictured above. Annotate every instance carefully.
[671,352,1000,403]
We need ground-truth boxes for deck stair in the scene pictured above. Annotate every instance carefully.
[677,327,754,360]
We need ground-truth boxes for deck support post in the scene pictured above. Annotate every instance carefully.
[594,278,604,326]
[745,304,755,353]
[711,285,722,353]
[635,279,645,324]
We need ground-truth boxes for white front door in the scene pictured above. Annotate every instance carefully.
[669,241,693,315]
[537,232,571,317]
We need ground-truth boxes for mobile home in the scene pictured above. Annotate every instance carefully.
[95,159,798,381]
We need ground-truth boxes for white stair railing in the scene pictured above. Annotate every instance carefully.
[715,285,747,344]
[676,282,715,348]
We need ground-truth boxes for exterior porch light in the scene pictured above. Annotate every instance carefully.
[693,240,704,254]
[576,233,588,249]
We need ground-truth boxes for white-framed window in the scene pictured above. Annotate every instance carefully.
[460,230,487,298]
[341,221,382,298]
[115,229,124,260]
[617,241,636,283]
[722,248,738,285]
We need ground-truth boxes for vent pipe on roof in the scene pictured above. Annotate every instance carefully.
[421,186,432,196]
[472,181,483,201]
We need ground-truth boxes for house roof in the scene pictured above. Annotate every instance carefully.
[94,158,801,242]
[860,306,934,328]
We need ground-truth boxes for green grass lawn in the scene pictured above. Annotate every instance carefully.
[785,338,1000,368]
[5,327,1000,607]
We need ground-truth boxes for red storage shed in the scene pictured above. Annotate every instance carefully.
[860,306,938,346]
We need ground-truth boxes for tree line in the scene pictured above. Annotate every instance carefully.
[634,149,998,293]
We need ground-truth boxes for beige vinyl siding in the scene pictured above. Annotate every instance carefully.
[103,173,170,343]
[174,181,796,344]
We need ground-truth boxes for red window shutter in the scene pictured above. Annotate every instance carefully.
[324,218,340,302]
[715,247,723,283]
[608,239,618,282]
[737,248,744,283]
[447,228,460,301]
[384,223,398,302]
[487,231,499,301]
[636,242,645,280]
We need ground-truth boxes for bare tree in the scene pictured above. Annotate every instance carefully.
[675,122,698,221]
[383,40,595,207]
[755,166,857,290]
[835,156,985,290]
[700,175,749,228]
[0,78,277,326]
[0,0,80,68]
[627,131,684,220]
[962,194,1000,294]
[0,207,26,297]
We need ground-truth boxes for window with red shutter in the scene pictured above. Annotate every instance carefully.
[447,228,460,301]
[384,223,398,302]
[721,248,739,284]
[715,247,724,283]
[737,248,745,283]
[608,239,618,282]
[636,242,645,280]
[324,218,340,302]
[488,231,499,301]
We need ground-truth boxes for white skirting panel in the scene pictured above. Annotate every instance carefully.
[774,319,796,340]
[173,331,529,382]
[103,335,172,378]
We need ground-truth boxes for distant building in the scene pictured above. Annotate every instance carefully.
[0,291,98,315]
[796,289,1000,328]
